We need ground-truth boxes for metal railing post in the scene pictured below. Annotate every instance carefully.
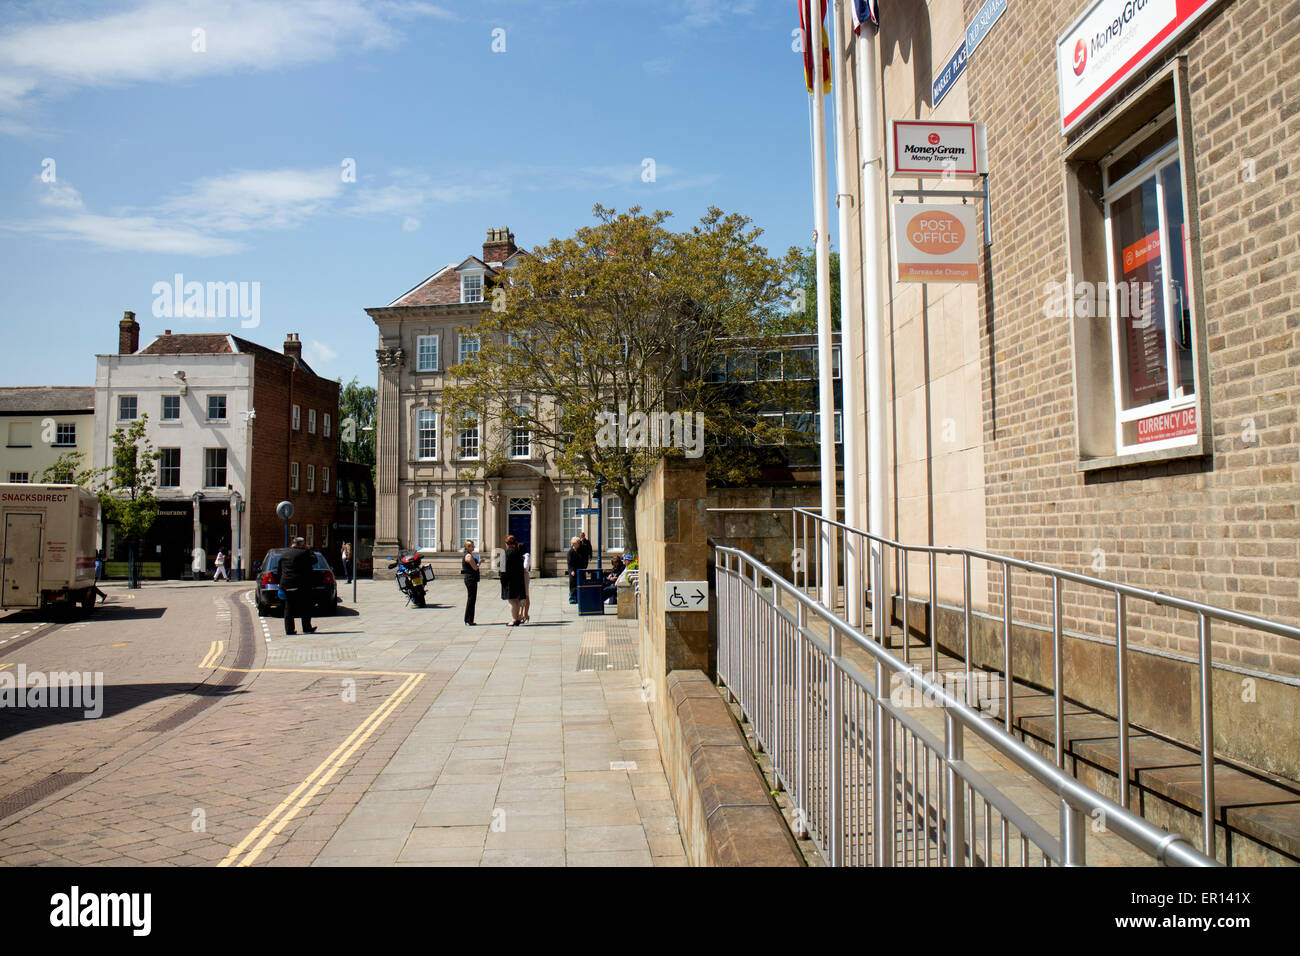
[1052,575,1064,768]
[963,553,972,704]
[1003,563,1013,733]
[1199,612,1216,859]
[828,628,844,866]
[944,710,964,867]
[872,549,894,866]
[1062,798,1087,866]
[796,598,808,839]
[928,552,938,675]
[1116,591,1130,810]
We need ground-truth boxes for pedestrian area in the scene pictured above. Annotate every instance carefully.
[307,577,685,867]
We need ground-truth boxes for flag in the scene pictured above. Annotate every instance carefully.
[799,0,831,94]
[851,0,880,34]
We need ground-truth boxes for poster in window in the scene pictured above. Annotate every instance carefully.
[1111,175,1170,411]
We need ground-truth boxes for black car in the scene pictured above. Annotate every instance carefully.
[255,549,338,617]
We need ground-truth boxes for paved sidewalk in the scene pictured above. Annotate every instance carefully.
[310,576,685,866]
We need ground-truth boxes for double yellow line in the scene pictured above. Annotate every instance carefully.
[219,670,425,867]
[199,641,225,669]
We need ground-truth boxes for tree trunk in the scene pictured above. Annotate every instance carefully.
[127,539,138,589]
[619,489,638,554]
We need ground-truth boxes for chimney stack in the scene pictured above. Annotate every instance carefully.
[482,226,517,264]
[283,332,303,361]
[118,310,139,355]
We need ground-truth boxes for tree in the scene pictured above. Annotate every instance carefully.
[443,204,811,552]
[99,417,160,588]
[791,243,841,331]
[38,451,98,486]
[338,377,377,480]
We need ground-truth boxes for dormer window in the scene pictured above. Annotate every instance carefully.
[461,274,483,304]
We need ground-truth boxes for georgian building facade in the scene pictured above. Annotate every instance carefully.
[367,228,625,576]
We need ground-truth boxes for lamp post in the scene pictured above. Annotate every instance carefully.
[593,476,604,576]
[352,499,359,604]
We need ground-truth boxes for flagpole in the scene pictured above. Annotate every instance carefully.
[856,6,889,620]
[810,0,837,610]
[831,0,863,626]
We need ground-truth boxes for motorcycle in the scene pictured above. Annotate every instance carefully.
[388,550,434,608]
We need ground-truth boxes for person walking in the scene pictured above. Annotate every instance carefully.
[280,536,317,636]
[341,540,353,585]
[499,534,527,626]
[461,540,481,625]
[566,536,582,605]
[213,550,229,581]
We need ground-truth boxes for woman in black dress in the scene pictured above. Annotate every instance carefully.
[499,534,527,626]
[461,540,481,625]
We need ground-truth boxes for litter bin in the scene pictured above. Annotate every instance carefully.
[577,568,605,615]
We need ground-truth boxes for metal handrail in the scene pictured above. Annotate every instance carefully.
[714,543,1215,867]
[719,505,1300,860]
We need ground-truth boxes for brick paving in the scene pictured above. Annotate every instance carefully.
[0,575,684,867]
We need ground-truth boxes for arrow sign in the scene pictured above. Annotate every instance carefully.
[664,581,709,611]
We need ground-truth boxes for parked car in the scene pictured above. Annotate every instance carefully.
[255,549,338,617]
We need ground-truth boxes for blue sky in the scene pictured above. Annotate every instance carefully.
[0,0,831,389]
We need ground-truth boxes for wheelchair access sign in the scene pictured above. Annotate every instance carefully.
[664,581,708,611]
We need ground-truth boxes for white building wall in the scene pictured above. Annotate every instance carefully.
[93,353,254,568]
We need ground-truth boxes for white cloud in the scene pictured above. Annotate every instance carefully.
[0,0,453,121]
[161,168,343,232]
[3,210,245,256]
[643,57,673,74]
[306,339,339,365]
[401,216,421,232]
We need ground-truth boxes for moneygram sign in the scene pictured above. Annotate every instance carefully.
[1057,0,1222,133]
[891,121,987,178]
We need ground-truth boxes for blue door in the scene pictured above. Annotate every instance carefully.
[507,512,531,554]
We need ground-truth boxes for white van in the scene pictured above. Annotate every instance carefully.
[0,484,100,612]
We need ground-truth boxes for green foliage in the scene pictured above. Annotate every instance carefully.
[38,451,98,487]
[789,243,840,332]
[98,416,160,540]
[443,205,812,549]
[338,377,377,478]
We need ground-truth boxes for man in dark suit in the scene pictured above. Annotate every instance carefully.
[280,537,317,636]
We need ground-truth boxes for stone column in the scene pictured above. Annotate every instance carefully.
[530,489,545,576]
[374,346,404,569]
[229,492,242,580]
[191,492,204,579]
[486,485,501,573]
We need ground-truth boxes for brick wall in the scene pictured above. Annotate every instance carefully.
[248,358,339,567]
[965,0,1300,676]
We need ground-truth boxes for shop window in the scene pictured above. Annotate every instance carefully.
[1061,62,1207,468]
